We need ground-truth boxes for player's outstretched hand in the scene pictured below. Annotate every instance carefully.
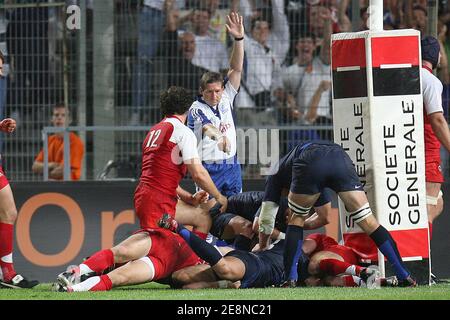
[226,11,244,39]
[0,118,16,134]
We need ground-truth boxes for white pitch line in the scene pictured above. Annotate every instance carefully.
[336,66,361,72]
[380,63,412,69]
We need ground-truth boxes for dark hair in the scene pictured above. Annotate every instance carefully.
[52,104,71,118]
[0,50,4,64]
[360,6,368,18]
[421,35,440,69]
[193,8,212,17]
[413,4,428,16]
[199,72,223,90]
[160,86,193,117]
[297,28,316,42]
[54,103,67,109]
[250,11,272,31]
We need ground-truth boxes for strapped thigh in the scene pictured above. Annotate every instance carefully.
[137,256,156,281]
[426,190,443,205]
[288,199,312,216]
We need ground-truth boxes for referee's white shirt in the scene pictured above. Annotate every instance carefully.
[188,81,238,162]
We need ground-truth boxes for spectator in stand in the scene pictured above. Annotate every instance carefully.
[180,0,231,45]
[6,1,50,119]
[169,32,209,97]
[180,7,229,73]
[275,7,332,145]
[32,104,84,181]
[159,2,208,97]
[232,0,257,32]
[235,0,290,126]
[177,5,228,72]
[405,3,428,35]
[201,0,228,44]
[129,0,186,125]
[308,1,341,38]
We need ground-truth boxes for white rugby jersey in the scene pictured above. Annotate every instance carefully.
[188,81,238,162]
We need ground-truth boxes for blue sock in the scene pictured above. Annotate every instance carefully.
[370,226,410,280]
[177,224,223,266]
[284,225,304,281]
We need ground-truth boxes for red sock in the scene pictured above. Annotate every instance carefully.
[428,222,433,240]
[193,230,208,240]
[90,275,113,291]
[83,249,114,274]
[0,223,16,281]
[319,259,363,276]
[342,275,359,287]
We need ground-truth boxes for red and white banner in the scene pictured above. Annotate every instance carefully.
[332,29,430,283]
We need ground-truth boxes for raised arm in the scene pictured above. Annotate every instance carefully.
[270,0,290,62]
[226,12,245,90]
[319,8,332,65]
[304,80,331,123]
[338,0,352,32]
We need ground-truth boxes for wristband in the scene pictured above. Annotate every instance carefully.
[234,37,244,41]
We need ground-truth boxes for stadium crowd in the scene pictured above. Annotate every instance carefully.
[0,0,449,291]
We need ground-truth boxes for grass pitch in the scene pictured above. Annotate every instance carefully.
[0,281,449,300]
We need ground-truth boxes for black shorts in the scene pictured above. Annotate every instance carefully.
[225,240,284,288]
[210,213,236,239]
[291,144,364,195]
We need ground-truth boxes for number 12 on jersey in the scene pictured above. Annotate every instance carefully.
[146,129,162,149]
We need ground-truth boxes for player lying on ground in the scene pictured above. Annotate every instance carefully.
[159,213,285,289]
[257,141,417,287]
[54,85,228,292]
[159,214,395,289]
[298,233,398,288]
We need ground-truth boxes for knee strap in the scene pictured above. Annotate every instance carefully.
[347,203,373,224]
[288,199,312,216]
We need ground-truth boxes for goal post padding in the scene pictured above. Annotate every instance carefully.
[331,29,430,285]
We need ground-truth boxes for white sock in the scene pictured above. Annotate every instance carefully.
[354,276,363,286]
[79,263,95,276]
[71,276,100,292]
[345,265,357,276]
